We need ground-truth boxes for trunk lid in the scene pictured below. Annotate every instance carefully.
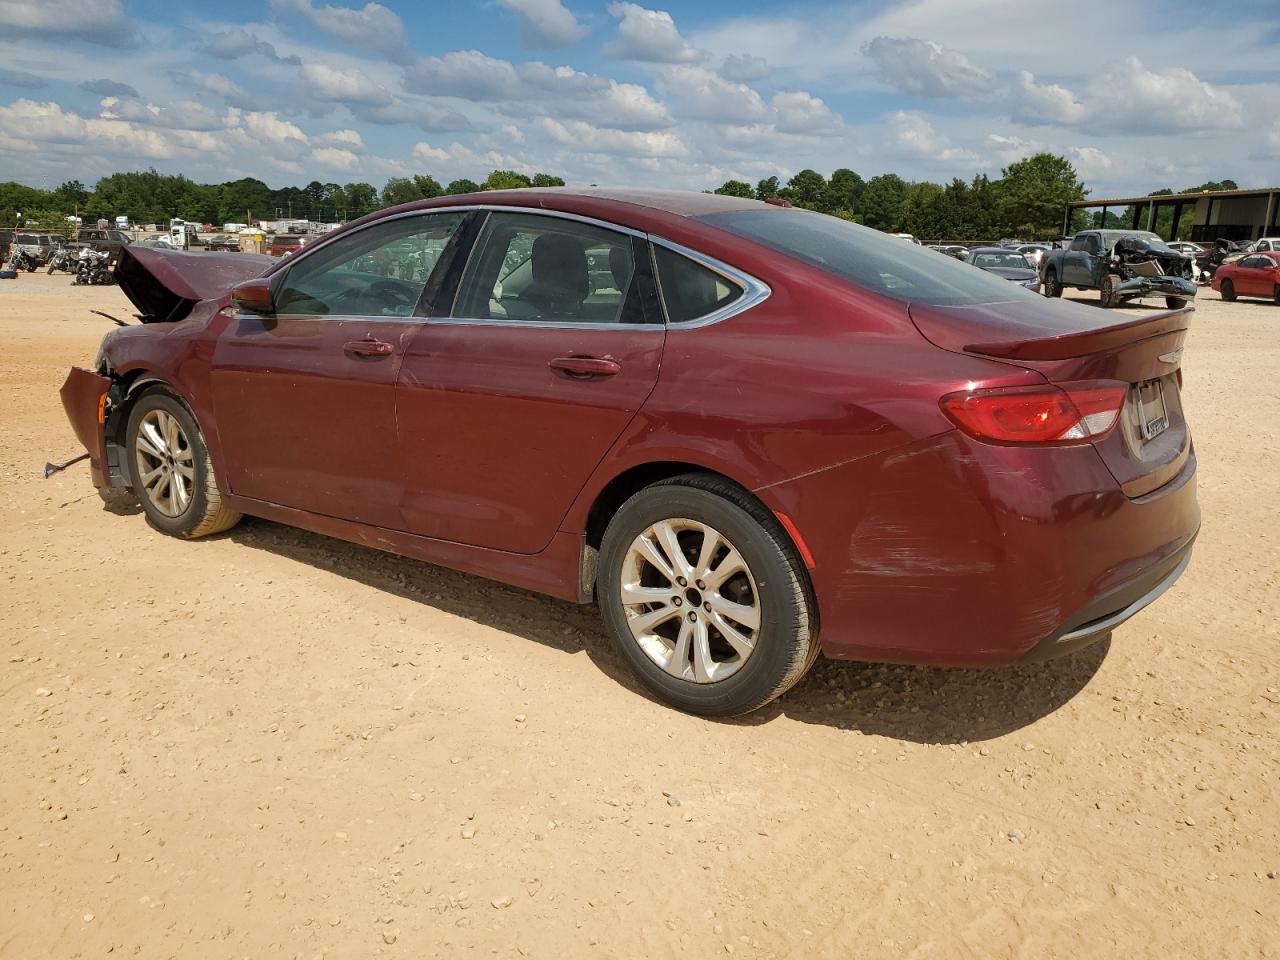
[911,298,1192,498]
[116,246,273,323]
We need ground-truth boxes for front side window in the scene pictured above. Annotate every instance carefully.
[454,212,644,324]
[275,211,465,318]
[653,245,743,323]
[972,252,1033,270]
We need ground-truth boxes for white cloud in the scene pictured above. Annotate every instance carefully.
[301,62,392,106]
[656,66,768,123]
[270,0,411,64]
[411,140,534,175]
[771,91,839,135]
[180,70,259,110]
[718,54,770,83]
[201,27,300,64]
[99,97,223,132]
[557,80,672,131]
[497,0,588,49]
[985,133,1042,164]
[1085,56,1243,133]
[888,110,975,163]
[310,146,361,170]
[404,50,523,100]
[541,118,687,157]
[1010,71,1086,125]
[1068,145,1113,178]
[0,0,136,47]
[242,111,308,148]
[316,128,364,148]
[605,2,703,63]
[862,36,994,99]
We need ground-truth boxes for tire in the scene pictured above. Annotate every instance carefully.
[125,387,241,539]
[598,473,817,717]
[1099,273,1121,308]
[1042,268,1062,298]
[1165,297,1188,309]
[1220,279,1236,302]
[46,261,56,275]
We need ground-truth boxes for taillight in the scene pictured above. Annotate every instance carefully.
[940,381,1127,445]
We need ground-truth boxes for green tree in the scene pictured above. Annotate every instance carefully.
[754,176,780,200]
[785,169,827,210]
[899,181,948,239]
[483,169,533,191]
[413,174,443,199]
[381,177,423,207]
[445,178,480,195]
[992,152,1087,237]
[343,182,379,216]
[861,174,907,231]
[714,180,753,198]
[531,173,565,187]
[822,168,864,218]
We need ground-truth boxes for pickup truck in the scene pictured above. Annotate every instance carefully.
[76,228,131,265]
[1041,229,1196,308]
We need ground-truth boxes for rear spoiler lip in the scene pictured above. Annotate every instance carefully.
[964,305,1193,361]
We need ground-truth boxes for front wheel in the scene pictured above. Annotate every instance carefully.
[1165,297,1188,309]
[1099,273,1121,308]
[1220,279,1236,302]
[598,474,817,716]
[125,388,241,539]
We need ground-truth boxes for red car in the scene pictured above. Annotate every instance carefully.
[60,190,1199,716]
[269,234,308,257]
[1212,250,1280,303]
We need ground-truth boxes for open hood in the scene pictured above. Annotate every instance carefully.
[116,246,274,323]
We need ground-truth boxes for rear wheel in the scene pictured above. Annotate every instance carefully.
[598,474,817,716]
[1165,297,1188,309]
[1220,279,1236,302]
[125,388,241,539]
[1273,285,1279,305]
[1042,268,1062,298]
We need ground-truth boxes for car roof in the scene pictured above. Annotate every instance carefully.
[969,247,1025,255]
[389,187,764,221]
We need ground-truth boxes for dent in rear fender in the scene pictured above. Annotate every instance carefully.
[59,367,113,489]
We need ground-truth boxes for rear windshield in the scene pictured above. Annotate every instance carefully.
[698,208,1040,306]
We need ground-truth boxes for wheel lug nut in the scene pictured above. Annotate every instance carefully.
[704,602,711,612]
[677,577,687,587]
[688,612,697,622]
[695,580,705,590]
[672,597,682,606]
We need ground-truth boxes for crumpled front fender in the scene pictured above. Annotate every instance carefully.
[59,367,112,489]
[1115,275,1197,299]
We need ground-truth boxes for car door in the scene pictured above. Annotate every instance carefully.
[395,209,665,554]
[1062,234,1094,285]
[209,210,467,529]
[1238,256,1273,296]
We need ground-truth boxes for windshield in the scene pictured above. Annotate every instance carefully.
[972,251,1032,270]
[698,208,1039,306]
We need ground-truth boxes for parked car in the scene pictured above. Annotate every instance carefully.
[891,233,921,244]
[1166,241,1206,258]
[13,232,60,264]
[1211,251,1280,303]
[1246,237,1280,254]
[134,234,177,249]
[270,234,309,257]
[1041,229,1196,308]
[205,234,240,252]
[1016,243,1053,271]
[59,190,1198,716]
[76,228,131,264]
[928,244,969,260]
[967,247,1040,290]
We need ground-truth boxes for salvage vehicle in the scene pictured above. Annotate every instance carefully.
[1041,230,1196,308]
[1211,251,1280,303]
[76,227,131,265]
[58,190,1199,716]
[967,247,1040,290]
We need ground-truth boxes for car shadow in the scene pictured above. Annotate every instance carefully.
[219,516,1106,745]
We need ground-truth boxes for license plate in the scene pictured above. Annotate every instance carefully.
[1136,378,1168,440]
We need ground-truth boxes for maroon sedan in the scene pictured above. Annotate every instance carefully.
[1211,250,1280,303]
[60,189,1199,716]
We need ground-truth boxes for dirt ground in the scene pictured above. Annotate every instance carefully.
[1,270,1276,960]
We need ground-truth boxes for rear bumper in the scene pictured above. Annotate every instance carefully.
[762,430,1200,667]
[59,367,112,489]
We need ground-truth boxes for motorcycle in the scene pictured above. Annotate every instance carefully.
[46,245,77,274]
[6,248,38,272]
[72,248,114,285]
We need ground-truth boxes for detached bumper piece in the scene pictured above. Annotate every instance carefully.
[1020,533,1196,663]
[59,367,113,489]
[1115,275,1198,300]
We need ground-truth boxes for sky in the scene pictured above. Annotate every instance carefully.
[1,0,1278,199]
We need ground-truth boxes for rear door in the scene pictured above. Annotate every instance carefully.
[395,210,665,554]
[1062,233,1096,286]
[210,210,467,529]
[1236,256,1271,296]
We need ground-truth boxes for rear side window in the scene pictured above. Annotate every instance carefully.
[700,208,1039,307]
[653,245,742,323]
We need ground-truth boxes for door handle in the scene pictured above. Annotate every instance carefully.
[549,356,622,378]
[344,339,394,358]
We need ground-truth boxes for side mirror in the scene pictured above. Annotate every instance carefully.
[231,278,273,313]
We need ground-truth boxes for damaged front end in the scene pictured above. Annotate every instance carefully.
[59,367,114,488]
[1110,236,1198,302]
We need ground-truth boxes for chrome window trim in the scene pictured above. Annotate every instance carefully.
[647,235,771,329]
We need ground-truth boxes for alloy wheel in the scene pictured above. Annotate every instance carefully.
[134,408,195,517]
[620,518,760,683]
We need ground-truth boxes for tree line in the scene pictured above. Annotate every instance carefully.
[718,156,1238,242]
[0,168,565,231]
